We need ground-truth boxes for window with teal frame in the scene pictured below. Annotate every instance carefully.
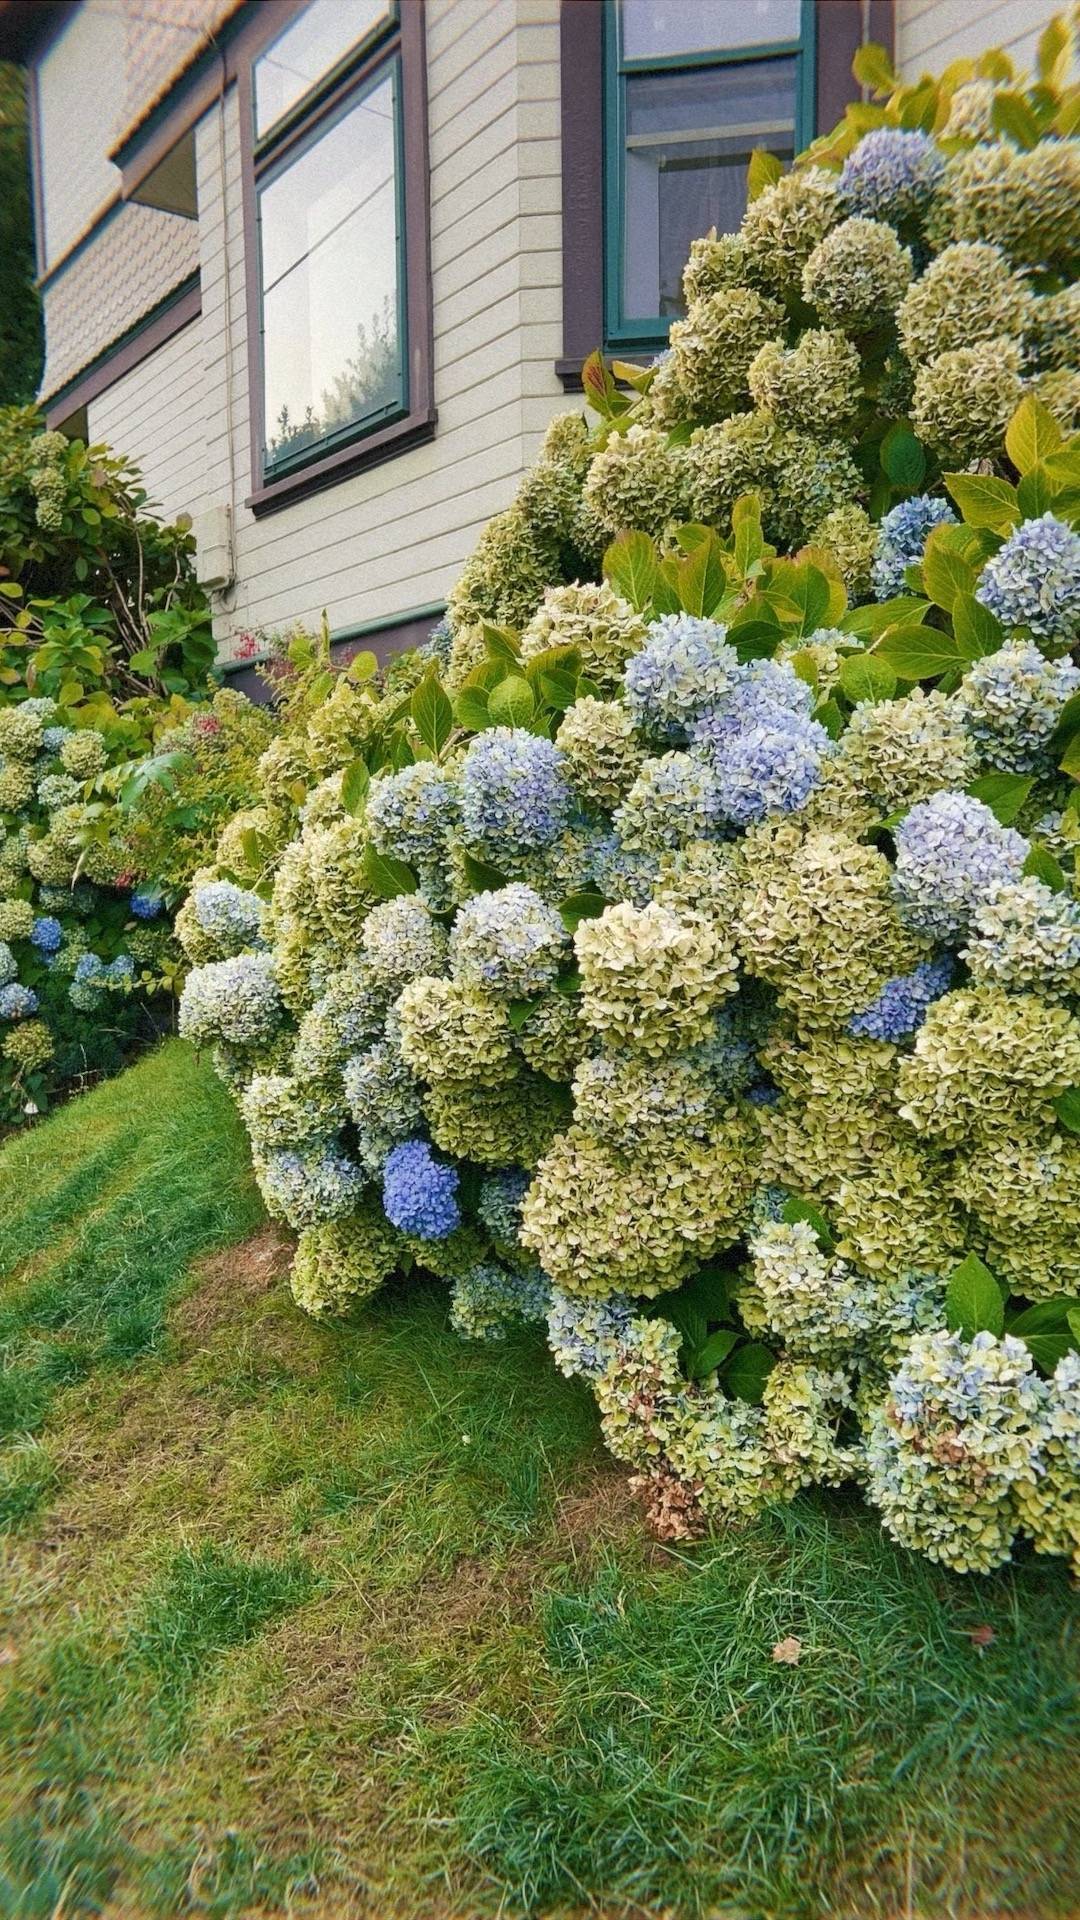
[603,0,817,352]
[255,17,408,483]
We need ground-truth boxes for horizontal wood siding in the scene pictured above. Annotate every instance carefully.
[85,318,209,525]
[895,0,1062,75]
[193,0,569,662]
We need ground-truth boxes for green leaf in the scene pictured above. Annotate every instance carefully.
[1050,689,1080,760]
[362,845,418,899]
[1005,394,1063,476]
[746,147,782,201]
[687,1327,740,1380]
[837,652,897,705]
[677,531,728,618]
[873,623,963,680]
[581,349,631,419]
[814,697,845,740]
[722,1341,777,1405]
[765,560,831,636]
[1020,1331,1074,1374]
[945,1253,1005,1340]
[966,772,1033,826]
[733,493,765,578]
[1017,463,1057,519]
[346,649,378,682]
[454,685,492,733]
[1069,1306,1080,1348]
[341,759,370,817]
[840,595,930,639]
[1038,14,1073,86]
[1060,728,1080,781]
[0,581,23,598]
[943,471,1020,534]
[1052,1087,1080,1134]
[461,851,507,892]
[507,997,540,1033]
[921,530,976,611]
[952,592,1003,660]
[991,88,1041,148]
[780,1195,834,1248]
[487,674,536,729]
[603,530,658,612]
[852,39,896,93]
[482,623,521,666]
[558,889,606,933]
[880,423,926,490]
[1023,842,1066,891]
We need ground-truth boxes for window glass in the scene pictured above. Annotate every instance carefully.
[254,0,389,137]
[621,57,796,320]
[620,0,802,60]
[259,64,404,470]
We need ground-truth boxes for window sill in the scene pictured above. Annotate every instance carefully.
[246,404,437,517]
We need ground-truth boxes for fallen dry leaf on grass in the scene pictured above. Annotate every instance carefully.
[772,1635,802,1665]
[965,1624,995,1648]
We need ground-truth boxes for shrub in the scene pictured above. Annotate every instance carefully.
[181,15,1080,1574]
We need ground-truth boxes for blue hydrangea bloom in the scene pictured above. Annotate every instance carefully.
[460,727,570,861]
[130,889,163,920]
[872,496,957,600]
[960,641,1080,772]
[367,760,460,867]
[892,791,1029,942]
[106,955,135,986]
[712,712,830,825]
[690,658,816,757]
[30,915,62,954]
[192,879,264,952]
[0,982,37,1019]
[839,128,944,225]
[41,726,70,756]
[623,613,740,742]
[477,1168,531,1246]
[975,513,1080,649]
[382,1138,461,1240]
[849,954,955,1040]
[258,1140,367,1231]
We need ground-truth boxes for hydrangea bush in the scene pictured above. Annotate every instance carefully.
[182,18,1080,1575]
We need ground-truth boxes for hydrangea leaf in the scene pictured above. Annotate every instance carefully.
[966,772,1034,826]
[952,592,1003,660]
[921,531,976,612]
[1022,842,1066,892]
[722,1341,777,1404]
[341,760,370,818]
[676,532,728,619]
[687,1327,740,1380]
[603,530,659,613]
[872,623,964,680]
[991,89,1041,148]
[945,1253,1005,1339]
[454,684,492,734]
[852,40,897,93]
[487,675,536,729]
[1052,1087,1080,1134]
[747,148,783,200]
[410,669,454,758]
[362,846,418,899]
[461,850,507,893]
[838,652,897,705]
[881,424,926,491]
[780,1194,835,1249]
[1017,465,1057,520]
[1005,394,1063,477]
[558,890,606,933]
[841,595,931,639]
[943,472,1020,534]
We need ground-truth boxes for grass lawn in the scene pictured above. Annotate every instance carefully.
[0,1039,1077,1919]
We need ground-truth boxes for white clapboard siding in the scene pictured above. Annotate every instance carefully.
[189,0,568,661]
[895,0,1063,76]
[85,318,209,526]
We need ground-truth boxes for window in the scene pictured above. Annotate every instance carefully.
[245,0,434,513]
[604,0,815,349]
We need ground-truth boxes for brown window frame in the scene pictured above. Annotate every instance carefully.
[557,0,894,388]
[238,0,435,517]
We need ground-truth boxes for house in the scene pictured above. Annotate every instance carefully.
[0,0,1064,677]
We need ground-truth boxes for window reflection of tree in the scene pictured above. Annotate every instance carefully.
[267,295,399,463]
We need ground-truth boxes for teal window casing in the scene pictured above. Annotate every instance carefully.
[601,0,818,354]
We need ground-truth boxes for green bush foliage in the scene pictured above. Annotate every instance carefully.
[179,18,1080,1574]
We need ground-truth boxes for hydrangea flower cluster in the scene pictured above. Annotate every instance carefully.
[0,698,170,1117]
[187,29,1080,1579]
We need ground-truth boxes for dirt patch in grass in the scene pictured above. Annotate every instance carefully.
[175,1224,296,1341]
